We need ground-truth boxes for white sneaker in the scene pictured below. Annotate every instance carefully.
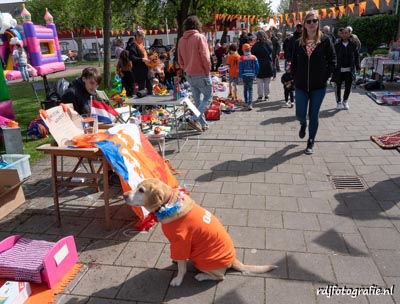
[343,101,349,110]
[336,102,343,110]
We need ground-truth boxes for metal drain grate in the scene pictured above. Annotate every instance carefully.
[331,176,366,190]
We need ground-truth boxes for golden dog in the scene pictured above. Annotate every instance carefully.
[123,178,277,286]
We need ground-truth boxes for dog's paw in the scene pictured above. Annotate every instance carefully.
[170,276,183,286]
[195,273,212,282]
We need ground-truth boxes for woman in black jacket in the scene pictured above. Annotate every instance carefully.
[332,27,360,110]
[291,11,336,155]
[251,30,274,102]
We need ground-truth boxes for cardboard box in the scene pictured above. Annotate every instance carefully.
[0,281,31,304]
[0,169,25,220]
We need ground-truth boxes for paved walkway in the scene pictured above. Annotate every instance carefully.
[2,71,400,304]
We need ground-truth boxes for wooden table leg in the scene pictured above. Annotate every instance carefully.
[103,157,110,230]
[51,154,61,227]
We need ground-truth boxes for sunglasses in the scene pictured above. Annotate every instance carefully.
[305,19,319,24]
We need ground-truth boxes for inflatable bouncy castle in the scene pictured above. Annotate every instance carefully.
[0,5,65,81]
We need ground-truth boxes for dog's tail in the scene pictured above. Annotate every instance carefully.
[231,259,278,274]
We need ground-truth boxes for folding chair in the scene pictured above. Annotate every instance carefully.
[96,90,133,123]
[31,81,60,110]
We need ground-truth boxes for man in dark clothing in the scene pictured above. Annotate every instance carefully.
[238,30,249,56]
[61,67,102,115]
[282,32,292,69]
[271,33,281,72]
[286,23,302,63]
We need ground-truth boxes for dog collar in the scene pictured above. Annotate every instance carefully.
[155,190,185,221]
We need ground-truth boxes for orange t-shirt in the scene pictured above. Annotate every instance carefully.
[226,53,240,78]
[161,203,236,271]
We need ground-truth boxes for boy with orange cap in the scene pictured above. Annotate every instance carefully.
[239,43,259,110]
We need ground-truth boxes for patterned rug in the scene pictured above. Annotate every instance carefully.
[371,131,400,149]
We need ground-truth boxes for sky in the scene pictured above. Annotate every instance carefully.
[269,0,281,12]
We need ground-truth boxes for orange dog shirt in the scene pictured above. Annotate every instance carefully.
[161,203,236,271]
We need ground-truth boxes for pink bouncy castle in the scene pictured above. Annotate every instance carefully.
[0,5,65,81]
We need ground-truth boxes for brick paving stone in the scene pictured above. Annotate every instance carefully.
[248,210,283,228]
[287,252,336,283]
[359,227,400,250]
[280,184,312,198]
[351,211,394,228]
[265,228,306,252]
[304,230,348,254]
[265,196,298,211]
[72,265,131,298]
[238,170,265,183]
[214,208,248,226]
[317,214,357,233]
[330,256,385,285]
[383,277,400,304]
[341,233,369,256]
[203,193,235,208]
[283,212,321,231]
[117,268,173,302]
[251,183,280,196]
[228,226,266,249]
[233,195,266,209]
[211,170,239,182]
[213,275,265,304]
[242,249,287,279]
[79,239,127,265]
[221,181,251,195]
[114,241,165,267]
[370,250,400,277]
[298,197,333,214]
[265,278,317,304]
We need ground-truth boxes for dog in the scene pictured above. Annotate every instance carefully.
[123,178,277,286]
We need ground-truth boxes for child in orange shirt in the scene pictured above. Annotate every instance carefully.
[226,43,240,100]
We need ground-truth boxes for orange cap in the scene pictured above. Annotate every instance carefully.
[242,43,251,52]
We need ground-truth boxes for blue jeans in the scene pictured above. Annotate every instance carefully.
[19,65,29,81]
[187,75,212,127]
[242,76,254,105]
[295,87,326,140]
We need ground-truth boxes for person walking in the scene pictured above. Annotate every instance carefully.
[239,43,259,110]
[291,11,336,155]
[13,43,29,82]
[251,30,273,102]
[226,43,240,100]
[178,15,212,132]
[332,27,360,110]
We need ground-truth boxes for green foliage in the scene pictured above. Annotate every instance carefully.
[335,15,398,53]
[371,49,389,56]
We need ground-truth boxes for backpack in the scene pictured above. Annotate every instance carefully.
[27,118,49,139]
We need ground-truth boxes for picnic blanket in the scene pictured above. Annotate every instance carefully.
[371,131,400,149]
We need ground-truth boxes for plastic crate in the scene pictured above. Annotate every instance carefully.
[0,154,31,181]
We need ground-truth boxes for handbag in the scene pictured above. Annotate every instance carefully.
[205,105,220,120]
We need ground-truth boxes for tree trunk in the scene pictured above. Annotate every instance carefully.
[175,0,191,59]
[103,0,112,90]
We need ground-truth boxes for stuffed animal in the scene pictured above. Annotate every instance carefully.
[0,12,17,34]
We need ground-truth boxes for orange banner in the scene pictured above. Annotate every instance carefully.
[320,8,327,18]
[359,1,367,15]
[347,3,354,14]
[338,5,345,16]
[372,0,380,9]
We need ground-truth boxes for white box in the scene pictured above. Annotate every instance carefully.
[0,281,31,304]
[0,154,31,181]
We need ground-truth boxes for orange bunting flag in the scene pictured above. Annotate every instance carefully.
[347,3,354,13]
[372,0,380,9]
[358,1,367,15]
[148,29,152,35]
[385,0,390,5]
[299,12,303,22]
[279,15,283,24]
[320,8,327,18]
[338,5,345,16]
[273,14,277,23]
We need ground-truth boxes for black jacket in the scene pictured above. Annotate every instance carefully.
[291,36,336,91]
[61,77,93,115]
[126,42,148,80]
[251,42,274,78]
[332,39,360,81]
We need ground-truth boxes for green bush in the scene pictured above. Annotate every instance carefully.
[334,15,398,53]
[371,49,389,56]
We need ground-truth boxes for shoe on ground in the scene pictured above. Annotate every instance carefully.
[202,125,209,131]
[299,125,306,139]
[264,96,269,101]
[256,97,263,102]
[290,102,294,108]
[285,100,290,106]
[336,102,343,110]
[343,101,349,110]
[248,105,253,110]
[228,93,232,99]
[187,118,203,132]
[305,139,314,155]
